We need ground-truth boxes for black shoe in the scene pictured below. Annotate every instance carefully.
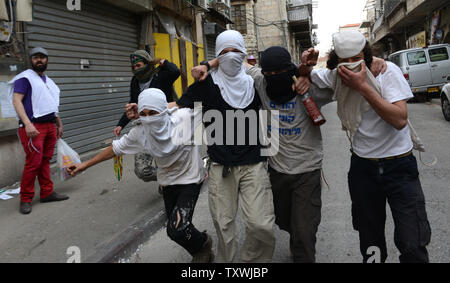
[191,232,214,263]
[20,202,32,215]
[40,192,69,203]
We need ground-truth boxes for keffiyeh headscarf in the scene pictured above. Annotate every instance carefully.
[130,50,159,82]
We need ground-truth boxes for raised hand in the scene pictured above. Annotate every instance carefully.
[191,65,209,82]
[125,103,139,120]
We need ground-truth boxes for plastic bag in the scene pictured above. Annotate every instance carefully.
[57,139,81,181]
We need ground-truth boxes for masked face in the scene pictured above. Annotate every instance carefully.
[140,112,168,132]
[218,51,246,77]
[264,68,299,104]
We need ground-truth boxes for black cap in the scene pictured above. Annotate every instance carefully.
[260,46,295,72]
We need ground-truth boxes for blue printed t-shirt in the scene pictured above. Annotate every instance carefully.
[14,77,57,125]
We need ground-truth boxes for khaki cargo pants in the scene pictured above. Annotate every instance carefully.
[208,161,276,263]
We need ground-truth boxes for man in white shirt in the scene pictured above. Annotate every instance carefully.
[304,30,431,263]
[11,47,69,215]
[67,88,213,263]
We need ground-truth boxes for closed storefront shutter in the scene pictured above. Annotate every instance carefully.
[205,35,216,61]
[25,0,139,155]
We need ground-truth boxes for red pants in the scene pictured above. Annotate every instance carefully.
[18,122,58,203]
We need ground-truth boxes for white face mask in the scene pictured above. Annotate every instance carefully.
[218,52,246,77]
[139,113,168,132]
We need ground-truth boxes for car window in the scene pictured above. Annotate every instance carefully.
[389,54,401,67]
[428,47,449,62]
[407,51,427,65]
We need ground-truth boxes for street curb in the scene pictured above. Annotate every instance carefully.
[84,209,167,263]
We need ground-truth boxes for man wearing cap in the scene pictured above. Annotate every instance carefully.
[10,47,69,215]
[113,50,181,183]
[304,30,431,263]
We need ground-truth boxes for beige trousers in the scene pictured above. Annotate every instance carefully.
[208,161,276,263]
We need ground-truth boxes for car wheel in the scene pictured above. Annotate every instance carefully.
[442,96,450,121]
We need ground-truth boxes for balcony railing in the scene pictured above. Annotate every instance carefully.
[384,0,405,18]
[287,5,311,23]
[287,0,312,7]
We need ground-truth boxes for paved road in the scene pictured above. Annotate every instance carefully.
[0,153,165,263]
[126,99,450,263]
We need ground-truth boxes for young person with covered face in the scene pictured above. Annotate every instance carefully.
[303,30,431,263]
[170,30,276,263]
[10,47,69,215]
[113,50,181,137]
[67,88,213,263]
[191,44,387,263]
[114,50,181,183]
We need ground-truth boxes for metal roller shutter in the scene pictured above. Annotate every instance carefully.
[25,0,139,155]
[205,35,216,61]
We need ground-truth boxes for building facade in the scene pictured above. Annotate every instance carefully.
[363,0,450,57]
[230,0,316,63]
[0,0,230,187]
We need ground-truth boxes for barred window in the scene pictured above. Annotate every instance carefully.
[231,4,247,35]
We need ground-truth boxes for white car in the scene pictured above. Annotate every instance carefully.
[389,44,450,102]
[441,78,450,121]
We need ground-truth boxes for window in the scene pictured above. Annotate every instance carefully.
[428,47,449,62]
[407,51,427,66]
[231,4,247,35]
[389,54,401,67]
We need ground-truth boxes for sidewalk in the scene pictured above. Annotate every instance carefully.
[0,154,166,263]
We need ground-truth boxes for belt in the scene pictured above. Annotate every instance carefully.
[354,150,412,162]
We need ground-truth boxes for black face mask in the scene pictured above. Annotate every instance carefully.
[265,68,299,104]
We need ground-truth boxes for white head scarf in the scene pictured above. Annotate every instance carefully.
[137,88,180,158]
[210,30,255,109]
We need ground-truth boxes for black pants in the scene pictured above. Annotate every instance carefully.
[269,167,322,263]
[348,153,431,263]
[162,182,206,255]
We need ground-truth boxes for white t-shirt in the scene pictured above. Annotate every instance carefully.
[112,108,205,186]
[311,62,414,158]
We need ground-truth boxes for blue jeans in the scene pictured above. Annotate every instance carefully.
[348,153,431,263]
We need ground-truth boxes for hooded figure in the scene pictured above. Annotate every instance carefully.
[210,30,255,109]
[67,88,212,263]
[260,46,300,105]
[130,50,160,83]
[175,30,276,263]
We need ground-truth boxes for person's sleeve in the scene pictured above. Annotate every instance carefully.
[14,78,31,96]
[112,127,145,155]
[310,69,336,90]
[380,63,414,103]
[177,80,204,109]
[116,80,136,128]
[117,112,130,128]
[308,83,335,108]
[160,60,181,84]
[246,66,265,90]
